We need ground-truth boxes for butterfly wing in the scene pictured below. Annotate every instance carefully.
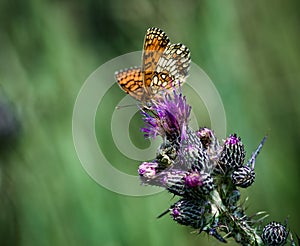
[142,27,170,88]
[153,43,191,91]
[115,67,145,101]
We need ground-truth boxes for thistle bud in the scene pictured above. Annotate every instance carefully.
[196,127,221,171]
[184,171,214,198]
[158,170,214,199]
[170,199,210,229]
[231,166,255,188]
[215,134,245,174]
[162,170,188,196]
[179,129,209,172]
[261,221,288,246]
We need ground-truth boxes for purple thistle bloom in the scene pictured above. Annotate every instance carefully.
[140,111,163,139]
[171,207,180,218]
[138,162,158,178]
[141,91,191,141]
[184,172,202,187]
[225,134,240,145]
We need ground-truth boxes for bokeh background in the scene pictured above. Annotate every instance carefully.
[1,0,300,245]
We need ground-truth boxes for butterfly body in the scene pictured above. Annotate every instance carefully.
[115,27,190,105]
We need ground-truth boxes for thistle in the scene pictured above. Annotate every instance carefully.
[136,90,298,245]
[262,221,288,246]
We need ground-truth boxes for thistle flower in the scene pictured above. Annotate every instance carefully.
[141,91,191,143]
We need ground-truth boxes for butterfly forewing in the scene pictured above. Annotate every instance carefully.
[142,27,170,88]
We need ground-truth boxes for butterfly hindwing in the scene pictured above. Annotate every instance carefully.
[148,43,190,94]
[155,43,191,88]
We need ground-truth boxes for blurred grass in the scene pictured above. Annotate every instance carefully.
[0,0,300,245]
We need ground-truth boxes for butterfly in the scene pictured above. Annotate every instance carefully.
[115,27,191,105]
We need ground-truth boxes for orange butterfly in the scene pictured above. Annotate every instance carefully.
[115,27,190,105]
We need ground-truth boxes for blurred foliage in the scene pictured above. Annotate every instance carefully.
[0,0,300,245]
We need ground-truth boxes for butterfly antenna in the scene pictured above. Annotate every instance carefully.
[115,104,137,110]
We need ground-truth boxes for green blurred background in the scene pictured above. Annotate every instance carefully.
[1,0,300,245]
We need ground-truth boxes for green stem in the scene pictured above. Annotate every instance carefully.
[210,190,263,245]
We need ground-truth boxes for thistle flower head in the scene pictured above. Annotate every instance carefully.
[141,91,191,142]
